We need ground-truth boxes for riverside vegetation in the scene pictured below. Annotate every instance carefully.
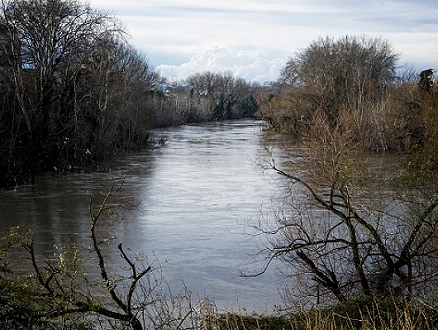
[1,1,438,329]
[0,0,261,188]
[2,183,438,330]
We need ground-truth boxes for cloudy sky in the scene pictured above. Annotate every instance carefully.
[90,0,438,83]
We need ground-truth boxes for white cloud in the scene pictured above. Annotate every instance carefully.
[156,47,288,83]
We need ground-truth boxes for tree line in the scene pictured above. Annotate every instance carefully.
[147,71,261,127]
[0,0,262,188]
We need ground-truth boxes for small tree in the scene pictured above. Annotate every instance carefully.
[0,183,195,329]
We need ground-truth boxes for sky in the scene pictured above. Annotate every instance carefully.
[89,0,438,83]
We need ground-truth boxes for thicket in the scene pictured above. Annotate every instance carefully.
[147,71,261,127]
[250,35,438,319]
[257,36,438,161]
[0,0,261,188]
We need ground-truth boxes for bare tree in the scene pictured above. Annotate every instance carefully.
[0,0,164,186]
[0,0,122,131]
[0,0,124,183]
[0,183,196,329]
[251,109,438,306]
[260,36,399,134]
[281,36,398,115]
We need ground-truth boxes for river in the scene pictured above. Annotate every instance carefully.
[0,119,287,313]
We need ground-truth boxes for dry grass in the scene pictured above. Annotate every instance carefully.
[193,296,438,330]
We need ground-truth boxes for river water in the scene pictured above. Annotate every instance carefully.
[0,119,287,313]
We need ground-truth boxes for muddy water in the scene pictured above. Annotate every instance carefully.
[0,119,287,313]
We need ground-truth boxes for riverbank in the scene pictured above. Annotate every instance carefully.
[209,296,438,330]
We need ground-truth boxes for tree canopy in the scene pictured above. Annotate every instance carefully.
[258,36,399,131]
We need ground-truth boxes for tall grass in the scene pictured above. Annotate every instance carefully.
[194,296,438,330]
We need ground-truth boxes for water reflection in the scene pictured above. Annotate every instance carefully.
[0,119,284,313]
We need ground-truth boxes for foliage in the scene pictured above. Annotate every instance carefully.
[293,296,438,330]
[182,71,259,122]
[190,295,436,330]
[257,35,438,162]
